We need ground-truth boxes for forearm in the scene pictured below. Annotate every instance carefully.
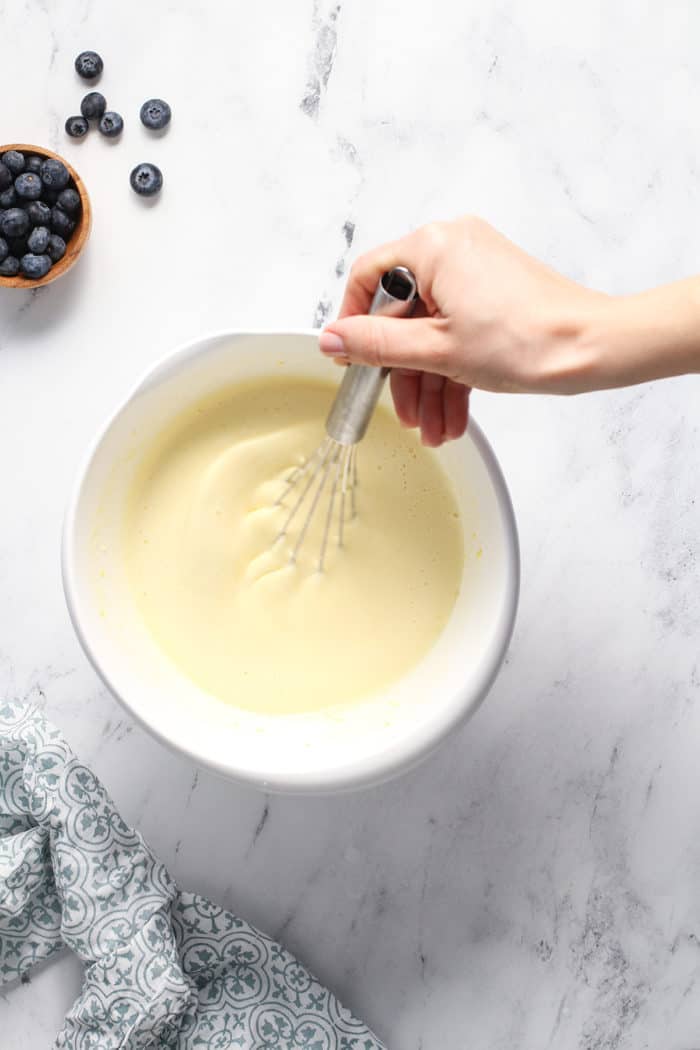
[573,279,700,393]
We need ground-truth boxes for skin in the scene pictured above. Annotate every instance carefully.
[319,216,700,446]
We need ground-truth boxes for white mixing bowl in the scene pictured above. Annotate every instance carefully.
[62,332,519,794]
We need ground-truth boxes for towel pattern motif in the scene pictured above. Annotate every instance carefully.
[0,700,383,1050]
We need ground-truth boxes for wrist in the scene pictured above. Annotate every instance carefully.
[552,281,700,394]
[535,290,613,394]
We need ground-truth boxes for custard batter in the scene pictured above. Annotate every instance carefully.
[123,377,464,715]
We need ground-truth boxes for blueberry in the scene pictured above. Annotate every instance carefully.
[0,256,19,277]
[81,91,106,120]
[15,172,43,200]
[2,151,25,175]
[27,226,50,253]
[0,162,12,192]
[75,50,103,80]
[25,155,43,174]
[6,236,28,257]
[40,158,70,190]
[20,253,52,280]
[57,187,81,215]
[0,208,29,238]
[139,98,171,130]
[0,237,7,263]
[129,162,163,197]
[99,111,123,137]
[65,115,89,139]
[26,200,51,226]
[50,206,75,238]
[0,187,16,208]
[46,234,66,263]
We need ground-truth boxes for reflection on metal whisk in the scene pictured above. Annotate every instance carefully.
[272,266,417,572]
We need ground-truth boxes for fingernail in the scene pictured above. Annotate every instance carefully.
[319,331,345,356]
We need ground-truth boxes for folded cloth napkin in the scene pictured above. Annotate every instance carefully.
[0,700,383,1049]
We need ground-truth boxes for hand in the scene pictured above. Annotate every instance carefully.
[319,216,609,445]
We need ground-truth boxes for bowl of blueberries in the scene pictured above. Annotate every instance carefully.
[0,144,91,288]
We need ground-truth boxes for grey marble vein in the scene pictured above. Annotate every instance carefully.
[300,0,341,119]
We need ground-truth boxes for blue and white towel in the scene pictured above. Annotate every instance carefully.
[0,700,383,1049]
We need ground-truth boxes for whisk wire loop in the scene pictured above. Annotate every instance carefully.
[274,437,333,545]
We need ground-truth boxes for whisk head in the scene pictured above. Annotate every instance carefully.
[272,437,358,572]
[268,268,417,573]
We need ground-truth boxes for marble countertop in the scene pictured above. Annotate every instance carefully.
[3,1,700,1046]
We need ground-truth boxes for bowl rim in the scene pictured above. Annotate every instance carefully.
[62,329,520,793]
[0,142,92,289]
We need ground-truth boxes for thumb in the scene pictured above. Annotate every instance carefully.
[319,314,452,375]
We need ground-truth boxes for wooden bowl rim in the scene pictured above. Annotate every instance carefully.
[0,142,92,289]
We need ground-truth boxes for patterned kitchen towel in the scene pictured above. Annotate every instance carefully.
[0,699,384,1049]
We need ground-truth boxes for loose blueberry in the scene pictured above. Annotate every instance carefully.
[26,200,51,226]
[0,237,7,263]
[0,187,16,209]
[50,207,76,238]
[0,208,29,238]
[40,158,70,190]
[65,115,89,139]
[0,163,12,192]
[20,253,52,280]
[57,187,81,215]
[99,111,124,137]
[15,172,43,200]
[27,226,50,253]
[139,98,171,130]
[81,91,107,120]
[129,162,163,197]
[75,50,103,80]
[25,155,43,174]
[2,151,25,175]
[0,255,19,277]
[46,234,66,263]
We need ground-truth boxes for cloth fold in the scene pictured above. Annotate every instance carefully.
[0,700,383,1049]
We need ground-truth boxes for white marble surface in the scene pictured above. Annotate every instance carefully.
[2,1,700,1046]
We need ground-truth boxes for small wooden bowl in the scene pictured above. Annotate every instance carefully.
[0,143,92,289]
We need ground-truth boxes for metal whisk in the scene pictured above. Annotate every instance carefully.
[273,266,418,571]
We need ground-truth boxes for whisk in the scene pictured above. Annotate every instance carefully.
[273,266,418,571]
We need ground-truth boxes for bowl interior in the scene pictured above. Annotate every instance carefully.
[63,333,518,792]
[0,143,91,289]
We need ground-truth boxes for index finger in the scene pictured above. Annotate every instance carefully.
[337,226,443,319]
[337,238,409,318]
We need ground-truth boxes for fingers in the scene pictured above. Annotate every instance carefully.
[391,372,469,445]
[390,369,421,428]
[319,314,451,374]
[417,373,446,447]
[417,376,470,446]
[443,379,470,440]
[336,239,410,319]
[336,224,445,319]
[323,221,470,447]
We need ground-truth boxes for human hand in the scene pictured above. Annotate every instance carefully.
[319,216,608,445]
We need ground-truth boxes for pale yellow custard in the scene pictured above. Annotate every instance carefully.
[123,377,464,715]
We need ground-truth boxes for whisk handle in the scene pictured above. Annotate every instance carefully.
[325,267,418,446]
